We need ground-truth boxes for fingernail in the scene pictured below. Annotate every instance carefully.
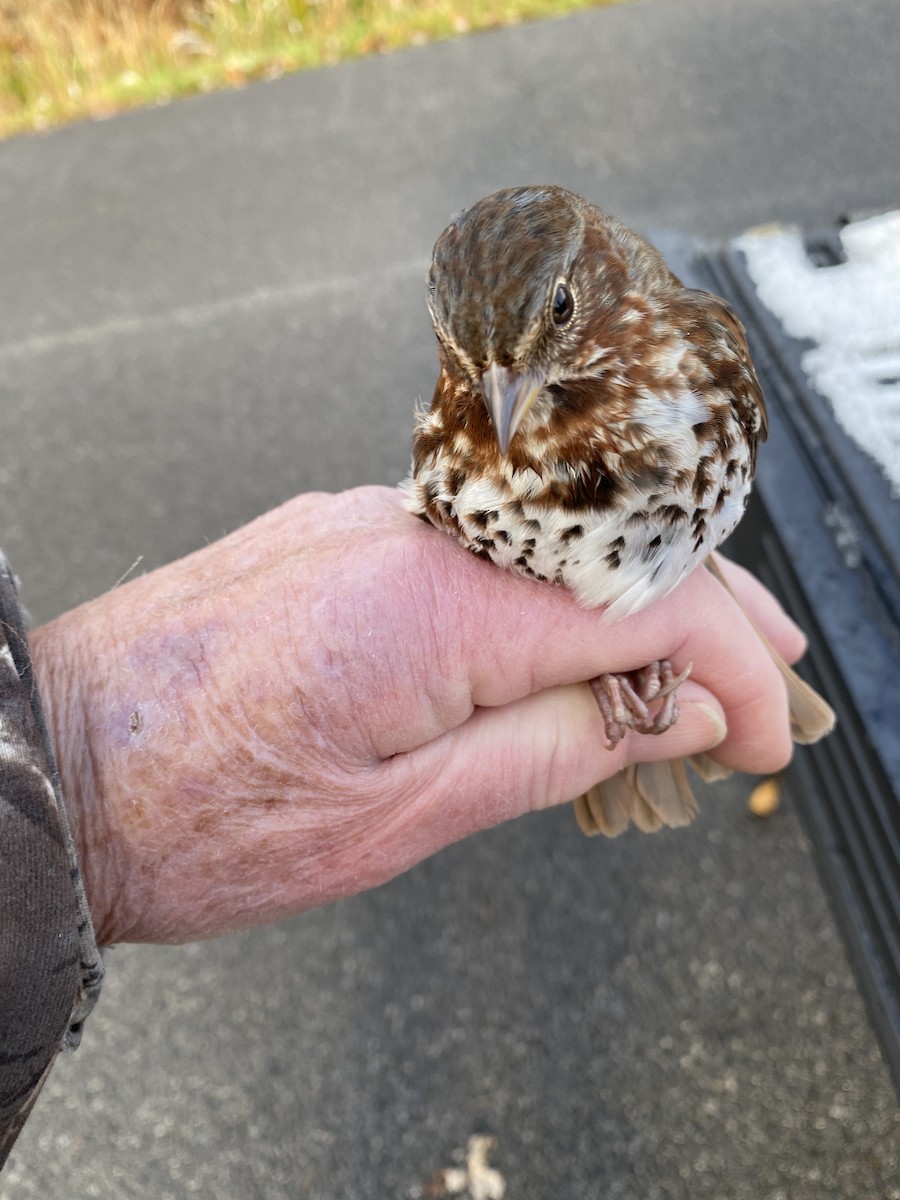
[686,701,728,748]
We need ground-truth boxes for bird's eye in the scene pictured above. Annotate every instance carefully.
[551,282,575,327]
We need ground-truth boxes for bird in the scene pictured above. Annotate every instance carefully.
[402,185,835,837]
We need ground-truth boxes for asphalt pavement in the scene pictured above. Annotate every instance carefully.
[1,0,898,1195]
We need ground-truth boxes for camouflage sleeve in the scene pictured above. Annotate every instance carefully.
[0,551,103,1170]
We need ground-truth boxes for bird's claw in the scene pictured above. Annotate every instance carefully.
[589,660,691,750]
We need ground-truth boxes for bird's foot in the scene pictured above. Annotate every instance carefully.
[589,660,692,750]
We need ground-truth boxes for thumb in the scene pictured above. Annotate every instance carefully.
[378,680,727,861]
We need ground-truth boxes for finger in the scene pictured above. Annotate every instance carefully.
[331,486,805,690]
[451,557,794,771]
[707,554,833,745]
[663,569,795,773]
[369,680,730,875]
[335,490,799,769]
[399,517,795,696]
[709,554,807,663]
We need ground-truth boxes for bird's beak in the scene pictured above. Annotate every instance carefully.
[480,362,544,456]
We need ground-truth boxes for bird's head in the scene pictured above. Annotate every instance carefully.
[427,185,646,456]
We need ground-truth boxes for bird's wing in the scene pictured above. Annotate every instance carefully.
[680,288,769,448]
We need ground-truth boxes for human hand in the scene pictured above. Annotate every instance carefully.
[30,486,803,945]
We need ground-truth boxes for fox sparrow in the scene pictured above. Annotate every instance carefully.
[402,185,834,836]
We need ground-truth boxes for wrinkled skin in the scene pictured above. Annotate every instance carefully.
[30,487,802,946]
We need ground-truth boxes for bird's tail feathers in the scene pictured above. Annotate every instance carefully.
[574,759,698,838]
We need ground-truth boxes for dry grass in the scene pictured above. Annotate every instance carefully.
[0,0,612,140]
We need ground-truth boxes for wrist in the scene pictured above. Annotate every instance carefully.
[29,606,122,946]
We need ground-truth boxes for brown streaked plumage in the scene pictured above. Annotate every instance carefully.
[402,186,834,836]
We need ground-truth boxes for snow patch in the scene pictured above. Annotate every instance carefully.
[735,211,900,495]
